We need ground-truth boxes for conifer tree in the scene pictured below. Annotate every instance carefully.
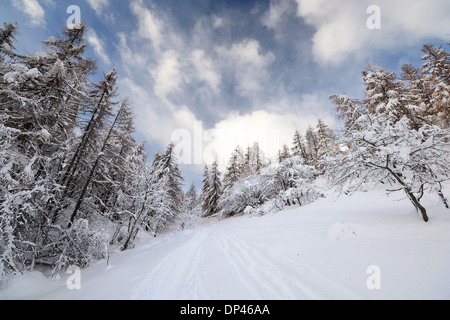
[292,130,307,160]
[202,161,223,217]
[223,146,244,192]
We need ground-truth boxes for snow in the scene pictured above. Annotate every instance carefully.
[45,36,57,45]
[3,72,17,84]
[40,129,50,140]
[2,43,11,52]
[1,187,449,300]
[24,68,41,79]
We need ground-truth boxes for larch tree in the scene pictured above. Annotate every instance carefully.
[292,130,308,161]
[329,63,450,222]
[223,146,244,192]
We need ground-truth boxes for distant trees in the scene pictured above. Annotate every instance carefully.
[328,44,450,222]
[201,160,223,217]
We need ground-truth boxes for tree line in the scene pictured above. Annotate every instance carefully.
[200,43,450,223]
[0,22,185,282]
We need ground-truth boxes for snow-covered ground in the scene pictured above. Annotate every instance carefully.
[1,187,450,300]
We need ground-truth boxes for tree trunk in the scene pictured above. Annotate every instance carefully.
[385,165,429,222]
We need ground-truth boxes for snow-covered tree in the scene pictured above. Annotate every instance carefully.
[184,183,199,212]
[117,142,153,250]
[218,174,280,219]
[223,146,244,192]
[419,44,449,127]
[315,119,337,171]
[0,22,140,280]
[275,156,323,207]
[292,130,308,161]
[305,126,319,165]
[278,144,291,163]
[329,65,450,222]
[219,156,323,219]
[201,165,210,214]
[202,160,223,217]
[146,143,184,234]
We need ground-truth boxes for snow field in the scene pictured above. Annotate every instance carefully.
[1,187,450,300]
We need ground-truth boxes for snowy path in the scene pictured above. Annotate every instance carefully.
[2,188,450,300]
[128,225,363,300]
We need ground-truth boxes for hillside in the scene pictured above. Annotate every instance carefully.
[1,185,449,300]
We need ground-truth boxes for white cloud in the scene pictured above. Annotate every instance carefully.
[151,50,183,97]
[261,0,293,30]
[216,39,275,97]
[295,0,450,65]
[130,0,163,52]
[86,0,109,16]
[189,49,221,94]
[41,0,55,8]
[204,94,336,169]
[87,29,111,65]
[120,77,199,148]
[12,0,46,26]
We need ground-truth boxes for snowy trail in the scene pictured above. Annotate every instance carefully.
[128,223,365,300]
[131,228,212,300]
[2,188,450,300]
[212,231,365,300]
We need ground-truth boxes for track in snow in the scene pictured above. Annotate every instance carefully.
[129,225,364,300]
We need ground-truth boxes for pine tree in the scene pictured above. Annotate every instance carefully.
[278,144,291,162]
[184,183,198,212]
[305,126,319,165]
[223,146,244,192]
[54,69,118,224]
[202,160,223,217]
[146,143,184,234]
[315,119,337,171]
[117,142,152,250]
[0,23,17,62]
[201,165,210,214]
[292,130,307,160]
[69,98,133,225]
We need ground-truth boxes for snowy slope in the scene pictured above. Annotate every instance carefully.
[1,187,450,300]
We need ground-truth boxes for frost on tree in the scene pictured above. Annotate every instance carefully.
[329,55,450,222]
[0,22,143,280]
[201,160,223,217]
[218,155,323,219]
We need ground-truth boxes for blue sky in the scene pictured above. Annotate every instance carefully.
[1,0,449,188]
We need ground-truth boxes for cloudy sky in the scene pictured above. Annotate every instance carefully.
[1,0,449,186]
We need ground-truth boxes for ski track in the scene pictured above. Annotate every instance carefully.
[131,229,211,300]
[131,225,365,300]
[213,232,364,300]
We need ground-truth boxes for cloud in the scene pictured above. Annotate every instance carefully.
[216,39,275,98]
[86,0,109,16]
[295,0,450,65]
[130,0,164,52]
[12,0,45,26]
[203,94,336,169]
[41,0,55,8]
[119,77,199,148]
[261,0,293,30]
[151,50,183,97]
[87,29,111,65]
[189,49,221,94]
